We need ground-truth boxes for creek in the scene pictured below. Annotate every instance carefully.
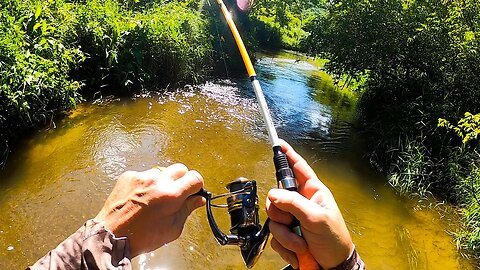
[0,51,474,269]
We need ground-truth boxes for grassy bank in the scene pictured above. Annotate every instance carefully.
[301,0,480,259]
[0,0,213,167]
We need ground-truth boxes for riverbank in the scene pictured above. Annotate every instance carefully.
[254,0,480,261]
[0,0,213,168]
[301,0,480,262]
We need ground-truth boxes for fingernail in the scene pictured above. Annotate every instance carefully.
[190,170,203,182]
[152,166,166,172]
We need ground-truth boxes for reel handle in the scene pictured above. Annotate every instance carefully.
[193,189,242,245]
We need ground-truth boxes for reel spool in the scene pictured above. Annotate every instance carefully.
[198,178,270,268]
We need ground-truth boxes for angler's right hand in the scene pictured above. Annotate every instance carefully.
[266,140,354,269]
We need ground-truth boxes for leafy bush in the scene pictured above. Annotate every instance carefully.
[0,0,84,164]
[304,0,480,194]
[446,148,480,257]
[439,113,480,256]
[136,3,212,86]
[0,0,214,167]
[69,0,212,94]
[302,0,480,258]
[250,0,320,50]
[439,112,480,145]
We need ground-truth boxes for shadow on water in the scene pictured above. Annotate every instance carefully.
[0,51,476,269]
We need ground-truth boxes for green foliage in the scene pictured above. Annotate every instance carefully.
[0,0,214,167]
[136,3,212,86]
[304,0,480,192]
[439,112,480,144]
[70,0,212,93]
[449,149,480,257]
[440,116,480,256]
[250,0,323,49]
[307,70,357,121]
[204,0,258,77]
[388,137,432,199]
[303,0,480,257]
[0,0,84,163]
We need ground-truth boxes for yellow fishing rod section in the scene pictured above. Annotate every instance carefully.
[213,1,321,269]
[215,0,256,78]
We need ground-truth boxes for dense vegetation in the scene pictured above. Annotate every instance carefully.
[0,0,213,166]
[248,0,316,49]
[303,0,480,258]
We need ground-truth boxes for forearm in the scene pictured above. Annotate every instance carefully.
[328,246,365,270]
[28,220,132,270]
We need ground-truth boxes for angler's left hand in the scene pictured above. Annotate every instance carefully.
[94,164,205,257]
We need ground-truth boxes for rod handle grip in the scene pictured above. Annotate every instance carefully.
[273,146,320,270]
[273,145,297,190]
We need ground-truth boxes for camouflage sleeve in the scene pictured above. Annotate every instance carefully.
[329,246,365,270]
[27,219,132,270]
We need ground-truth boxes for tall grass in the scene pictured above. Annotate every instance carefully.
[440,115,480,257]
[387,137,432,199]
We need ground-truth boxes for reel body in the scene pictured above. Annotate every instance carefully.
[198,178,270,268]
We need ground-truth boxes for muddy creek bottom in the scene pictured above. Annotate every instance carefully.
[0,54,475,269]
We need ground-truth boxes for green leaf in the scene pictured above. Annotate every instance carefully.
[42,20,47,35]
[69,97,77,107]
[34,5,42,20]
[33,22,41,32]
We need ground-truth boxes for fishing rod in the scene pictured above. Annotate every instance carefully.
[194,0,320,269]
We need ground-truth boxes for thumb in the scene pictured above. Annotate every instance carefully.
[175,170,205,201]
[267,189,319,224]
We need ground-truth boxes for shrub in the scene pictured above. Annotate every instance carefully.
[439,113,480,257]
[69,0,212,94]
[0,0,84,165]
[0,0,214,167]
[302,0,480,258]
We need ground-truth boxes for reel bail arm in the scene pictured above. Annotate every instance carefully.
[195,178,270,268]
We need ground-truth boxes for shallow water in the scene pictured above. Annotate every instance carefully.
[0,52,475,269]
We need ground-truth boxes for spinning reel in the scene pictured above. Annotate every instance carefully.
[196,178,270,268]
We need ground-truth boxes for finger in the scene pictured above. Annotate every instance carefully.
[266,196,294,225]
[268,189,321,224]
[271,237,299,269]
[177,196,206,232]
[269,220,308,254]
[278,139,301,163]
[175,170,204,200]
[162,163,188,180]
[278,139,317,186]
[184,195,206,216]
